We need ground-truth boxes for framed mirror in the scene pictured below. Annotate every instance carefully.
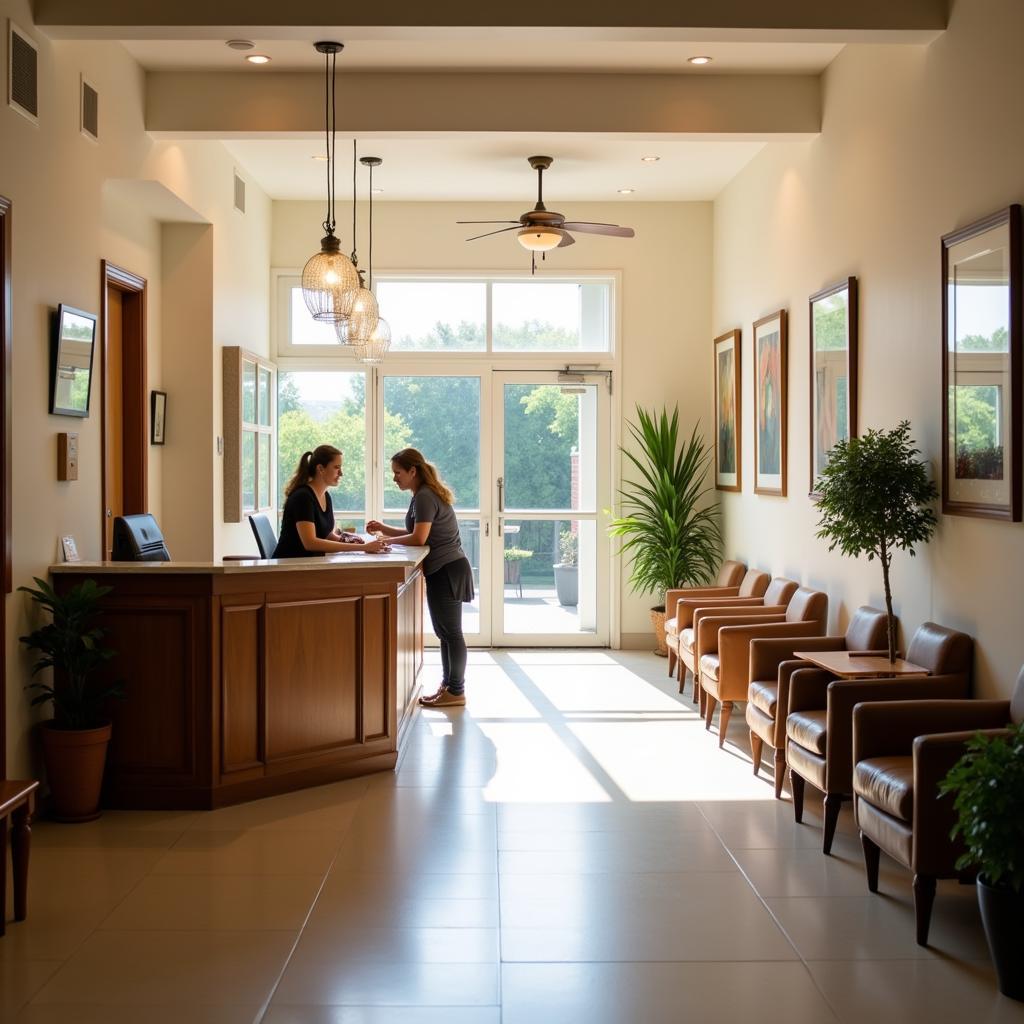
[941,206,1021,521]
[50,304,97,417]
[809,278,858,496]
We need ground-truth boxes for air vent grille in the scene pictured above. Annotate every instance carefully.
[81,78,98,140]
[233,173,246,213]
[8,22,38,123]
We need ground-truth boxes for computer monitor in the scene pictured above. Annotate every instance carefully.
[111,514,171,561]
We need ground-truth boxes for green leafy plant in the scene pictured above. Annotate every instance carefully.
[939,723,1024,893]
[558,529,578,567]
[814,420,938,662]
[19,577,122,730]
[609,406,723,605]
[503,547,534,562]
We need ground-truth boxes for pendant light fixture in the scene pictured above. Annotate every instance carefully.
[334,141,380,344]
[337,153,388,363]
[300,42,359,323]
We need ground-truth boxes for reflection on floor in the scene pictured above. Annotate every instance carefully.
[4,651,1019,1023]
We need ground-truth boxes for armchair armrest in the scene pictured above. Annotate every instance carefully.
[771,660,813,748]
[749,634,846,682]
[785,667,833,713]
[695,612,785,658]
[676,594,766,630]
[666,585,739,616]
[825,677,975,794]
[853,699,1012,763]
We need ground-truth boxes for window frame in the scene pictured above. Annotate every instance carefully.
[272,268,620,360]
[223,346,276,522]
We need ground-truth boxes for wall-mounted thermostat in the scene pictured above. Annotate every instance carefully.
[58,432,79,481]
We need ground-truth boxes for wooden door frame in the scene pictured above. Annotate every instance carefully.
[1,195,11,778]
[100,262,147,556]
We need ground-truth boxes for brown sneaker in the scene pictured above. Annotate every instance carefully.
[418,686,466,708]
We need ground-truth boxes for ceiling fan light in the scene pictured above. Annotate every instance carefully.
[517,227,562,252]
[301,234,360,322]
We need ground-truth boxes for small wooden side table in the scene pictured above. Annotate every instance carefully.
[792,651,930,679]
[1,780,38,936]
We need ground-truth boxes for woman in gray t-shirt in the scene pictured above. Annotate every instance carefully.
[367,448,474,707]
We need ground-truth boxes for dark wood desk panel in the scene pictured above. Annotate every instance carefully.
[52,554,425,808]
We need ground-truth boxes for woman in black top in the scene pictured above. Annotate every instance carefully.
[273,445,389,558]
[368,448,474,707]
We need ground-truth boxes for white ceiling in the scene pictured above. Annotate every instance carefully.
[123,37,842,73]
[224,136,767,202]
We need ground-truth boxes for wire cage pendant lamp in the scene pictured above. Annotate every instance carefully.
[336,151,389,362]
[301,42,359,322]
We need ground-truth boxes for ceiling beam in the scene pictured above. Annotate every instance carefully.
[146,71,820,137]
[34,0,946,38]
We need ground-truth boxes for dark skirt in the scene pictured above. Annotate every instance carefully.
[427,556,475,603]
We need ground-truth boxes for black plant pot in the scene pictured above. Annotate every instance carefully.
[978,876,1024,1001]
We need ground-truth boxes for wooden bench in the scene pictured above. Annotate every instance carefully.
[1,780,38,936]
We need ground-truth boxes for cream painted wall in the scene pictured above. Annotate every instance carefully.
[1,0,273,776]
[271,199,713,640]
[713,0,1024,697]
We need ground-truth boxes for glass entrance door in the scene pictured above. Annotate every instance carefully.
[491,373,610,646]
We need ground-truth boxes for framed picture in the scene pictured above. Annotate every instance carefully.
[753,309,788,496]
[809,278,858,496]
[60,535,80,562]
[714,329,741,491]
[150,389,167,445]
[941,205,1021,521]
[50,304,96,417]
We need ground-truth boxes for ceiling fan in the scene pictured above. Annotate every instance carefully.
[458,156,635,271]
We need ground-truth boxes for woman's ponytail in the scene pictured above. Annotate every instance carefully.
[284,445,340,497]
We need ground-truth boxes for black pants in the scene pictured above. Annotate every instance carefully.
[425,558,472,694]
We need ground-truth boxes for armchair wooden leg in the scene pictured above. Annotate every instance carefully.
[861,831,881,893]
[791,770,805,823]
[913,874,937,947]
[750,733,763,775]
[718,701,733,748]
[11,803,32,922]
[773,748,786,799]
[822,794,843,856]
[678,665,686,695]
[704,694,718,731]
[667,648,677,677]
[695,675,703,712]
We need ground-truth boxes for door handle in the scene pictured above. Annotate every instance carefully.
[497,476,504,512]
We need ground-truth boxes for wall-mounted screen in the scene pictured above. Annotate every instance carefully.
[51,304,96,417]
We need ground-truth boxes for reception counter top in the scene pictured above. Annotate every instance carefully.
[52,554,427,809]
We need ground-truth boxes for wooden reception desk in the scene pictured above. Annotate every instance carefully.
[50,550,427,809]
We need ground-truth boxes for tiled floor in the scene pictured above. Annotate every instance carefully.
[4,650,1023,1023]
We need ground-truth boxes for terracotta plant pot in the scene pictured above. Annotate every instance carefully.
[649,605,668,656]
[978,876,1024,1001]
[40,722,112,823]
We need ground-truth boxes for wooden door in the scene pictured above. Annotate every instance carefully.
[0,195,11,777]
[104,286,124,556]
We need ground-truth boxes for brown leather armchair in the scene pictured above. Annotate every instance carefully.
[698,587,829,746]
[745,606,888,798]
[664,560,749,677]
[677,576,796,704]
[852,666,1023,946]
[786,622,973,855]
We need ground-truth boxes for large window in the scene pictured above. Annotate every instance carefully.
[223,347,275,523]
[275,272,614,356]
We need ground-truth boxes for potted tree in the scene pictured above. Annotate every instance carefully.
[19,576,121,822]
[554,529,578,607]
[940,723,1024,1000]
[609,406,723,655]
[815,420,938,663]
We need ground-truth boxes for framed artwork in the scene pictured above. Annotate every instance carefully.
[941,205,1021,521]
[150,389,167,445]
[809,278,858,496]
[714,329,741,491]
[753,309,788,496]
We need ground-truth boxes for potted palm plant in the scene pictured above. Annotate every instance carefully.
[554,529,578,607]
[940,723,1024,1001]
[815,420,938,662]
[609,406,723,655]
[19,576,121,822]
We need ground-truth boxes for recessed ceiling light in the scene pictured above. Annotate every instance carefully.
[246,54,271,65]
[371,188,384,194]
[640,156,660,163]
[311,154,328,161]
[226,39,254,51]
[617,188,636,195]
[688,55,712,65]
